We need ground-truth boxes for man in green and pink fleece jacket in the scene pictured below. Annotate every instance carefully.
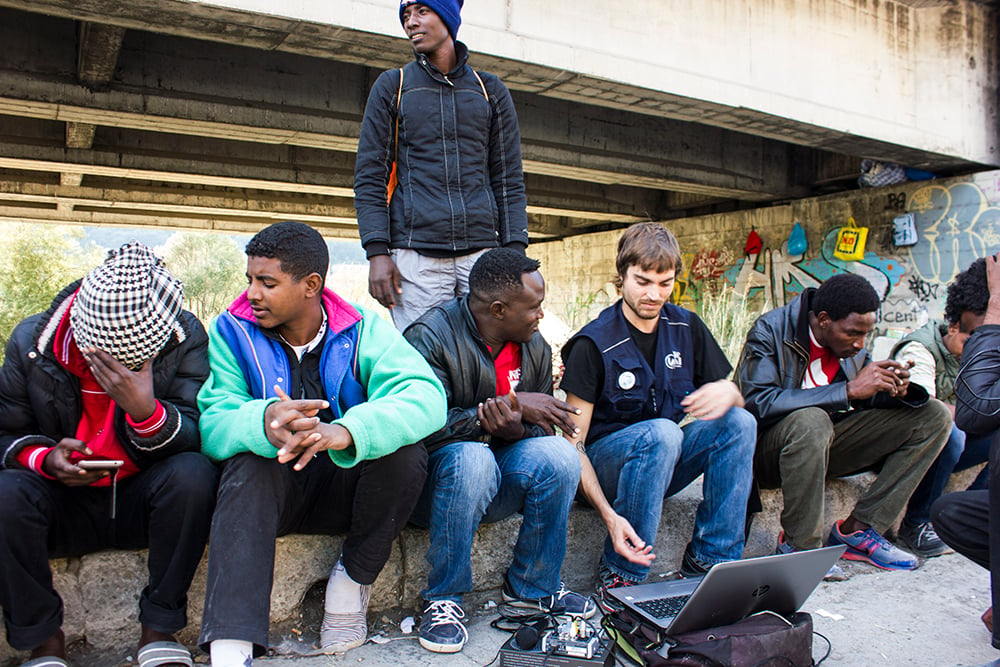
[196,221,445,666]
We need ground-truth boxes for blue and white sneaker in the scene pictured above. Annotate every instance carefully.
[418,599,468,654]
[828,520,918,571]
[501,575,597,619]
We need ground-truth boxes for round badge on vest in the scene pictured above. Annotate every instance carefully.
[617,371,636,390]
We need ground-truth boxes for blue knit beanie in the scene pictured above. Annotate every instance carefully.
[399,0,463,40]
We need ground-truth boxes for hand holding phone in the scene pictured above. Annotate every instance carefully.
[77,459,125,470]
[43,440,118,486]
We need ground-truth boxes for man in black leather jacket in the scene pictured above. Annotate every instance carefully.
[403,248,593,654]
[933,253,1000,650]
[736,273,950,575]
[354,0,528,331]
[0,243,217,666]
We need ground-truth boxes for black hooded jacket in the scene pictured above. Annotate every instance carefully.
[354,41,528,258]
[955,323,1000,435]
[0,281,209,470]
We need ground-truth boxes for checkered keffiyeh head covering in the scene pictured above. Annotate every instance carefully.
[70,242,184,370]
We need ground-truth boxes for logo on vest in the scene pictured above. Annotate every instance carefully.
[664,351,683,370]
[617,371,636,390]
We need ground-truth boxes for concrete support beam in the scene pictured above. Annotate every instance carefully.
[0,130,359,195]
[0,0,993,167]
[64,121,96,149]
[77,21,125,87]
[0,56,819,203]
[0,93,359,153]
[0,203,361,238]
[0,180,358,222]
[0,90,794,199]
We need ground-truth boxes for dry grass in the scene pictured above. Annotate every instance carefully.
[696,285,771,368]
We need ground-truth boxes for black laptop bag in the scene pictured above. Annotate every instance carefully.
[603,608,814,667]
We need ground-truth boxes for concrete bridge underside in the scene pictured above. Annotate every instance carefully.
[0,0,995,240]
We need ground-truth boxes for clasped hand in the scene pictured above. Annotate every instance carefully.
[517,392,581,436]
[478,390,526,441]
[264,386,352,470]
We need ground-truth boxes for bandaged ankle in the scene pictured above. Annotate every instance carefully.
[210,638,253,667]
[324,557,364,613]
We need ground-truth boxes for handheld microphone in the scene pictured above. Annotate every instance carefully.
[513,618,550,650]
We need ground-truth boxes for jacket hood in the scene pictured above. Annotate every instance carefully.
[227,287,362,335]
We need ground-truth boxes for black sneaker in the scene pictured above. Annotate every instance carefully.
[679,544,712,579]
[595,564,641,614]
[418,599,468,654]
[501,574,597,619]
[897,520,952,558]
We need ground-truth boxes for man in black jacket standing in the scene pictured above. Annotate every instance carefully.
[736,273,950,575]
[404,249,593,655]
[0,243,217,667]
[355,0,528,331]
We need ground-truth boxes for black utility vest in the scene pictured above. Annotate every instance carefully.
[569,301,696,444]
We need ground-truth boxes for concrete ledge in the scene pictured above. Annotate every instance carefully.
[0,466,982,665]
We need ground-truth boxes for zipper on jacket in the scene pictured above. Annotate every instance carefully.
[420,54,455,86]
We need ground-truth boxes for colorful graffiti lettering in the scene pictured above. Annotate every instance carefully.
[723,229,904,308]
[690,248,735,282]
[908,182,1000,283]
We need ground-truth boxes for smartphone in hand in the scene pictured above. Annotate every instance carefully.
[77,459,125,470]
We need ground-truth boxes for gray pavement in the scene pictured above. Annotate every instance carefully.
[249,552,997,667]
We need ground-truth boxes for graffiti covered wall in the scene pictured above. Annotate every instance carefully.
[533,171,1000,341]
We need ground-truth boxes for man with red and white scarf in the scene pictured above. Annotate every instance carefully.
[0,242,217,667]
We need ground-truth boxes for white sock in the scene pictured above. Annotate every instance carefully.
[324,558,363,613]
[210,639,254,667]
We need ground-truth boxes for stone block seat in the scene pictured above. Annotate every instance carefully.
[0,467,982,665]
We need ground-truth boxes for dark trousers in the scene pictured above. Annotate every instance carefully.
[756,402,950,549]
[906,423,991,526]
[198,445,427,654]
[931,431,1000,649]
[0,452,219,651]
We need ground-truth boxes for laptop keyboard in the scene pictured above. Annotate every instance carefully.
[635,594,691,620]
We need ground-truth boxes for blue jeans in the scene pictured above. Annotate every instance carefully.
[905,422,992,525]
[410,436,581,603]
[587,409,756,581]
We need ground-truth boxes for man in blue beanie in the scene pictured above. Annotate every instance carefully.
[354,0,529,332]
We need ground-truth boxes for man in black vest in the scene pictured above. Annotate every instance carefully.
[561,223,756,611]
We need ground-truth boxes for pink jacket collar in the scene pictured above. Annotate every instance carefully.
[227,288,362,335]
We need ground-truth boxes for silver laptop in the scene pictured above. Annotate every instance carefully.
[607,545,845,636]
